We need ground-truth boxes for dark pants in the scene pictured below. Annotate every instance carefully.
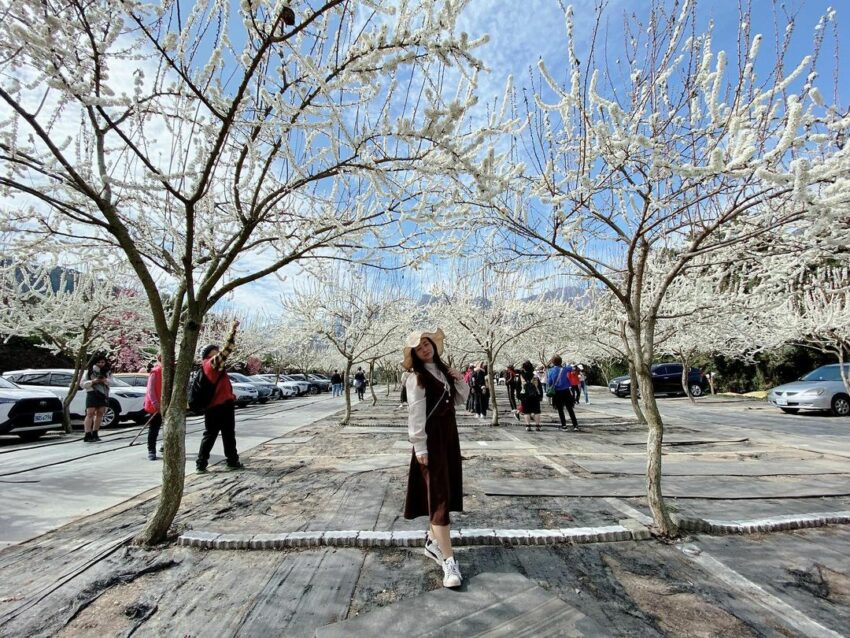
[571,385,581,403]
[553,390,579,429]
[475,390,488,417]
[147,413,162,453]
[197,401,239,467]
[466,389,474,412]
[507,386,517,410]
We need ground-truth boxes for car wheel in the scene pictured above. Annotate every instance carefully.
[259,398,268,404]
[780,407,799,414]
[309,386,319,395]
[831,394,850,417]
[17,431,44,442]
[689,384,703,397]
[102,399,120,428]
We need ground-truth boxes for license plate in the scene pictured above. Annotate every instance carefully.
[34,412,53,423]
[776,397,787,406]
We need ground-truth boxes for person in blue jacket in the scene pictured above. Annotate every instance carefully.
[547,355,579,431]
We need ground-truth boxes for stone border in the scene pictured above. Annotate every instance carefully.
[178,523,644,550]
[675,511,850,535]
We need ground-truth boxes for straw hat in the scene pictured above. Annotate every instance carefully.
[402,328,446,370]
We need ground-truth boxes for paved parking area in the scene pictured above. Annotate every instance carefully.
[0,388,848,636]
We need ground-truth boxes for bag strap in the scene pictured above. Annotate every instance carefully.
[554,367,565,386]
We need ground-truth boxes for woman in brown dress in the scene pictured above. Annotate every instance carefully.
[402,328,469,588]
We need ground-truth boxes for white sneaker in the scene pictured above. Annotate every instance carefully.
[424,532,444,567]
[442,556,462,588]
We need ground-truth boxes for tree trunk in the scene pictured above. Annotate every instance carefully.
[369,360,378,406]
[626,327,678,537]
[487,354,499,425]
[626,360,647,425]
[341,360,353,425]
[62,349,89,433]
[680,353,696,404]
[134,323,198,545]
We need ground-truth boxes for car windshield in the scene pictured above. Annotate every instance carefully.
[0,376,18,389]
[289,374,306,380]
[799,365,850,383]
[111,377,131,387]
[229,373,251,383]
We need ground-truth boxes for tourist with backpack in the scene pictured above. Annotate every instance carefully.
[548,356,579,431]
[194,320,244,473]
[517,360,542,431]
[354,367,367,401]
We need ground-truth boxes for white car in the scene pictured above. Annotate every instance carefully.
[257,375,298,398]
[768,364,850,416]
[227,375,259,406]
[3,368,147,427]
[0,376,64,441]
[279,375,311,396]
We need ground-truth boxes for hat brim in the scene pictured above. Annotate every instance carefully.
[402,328,445,370]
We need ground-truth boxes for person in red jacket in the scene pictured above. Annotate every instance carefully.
[195,320,244,473]
[144,354,163,460]
[567,365,581,403]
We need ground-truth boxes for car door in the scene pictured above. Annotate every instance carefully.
[664,365,684,394]
[650,366,667,394]
[48,372,86,414]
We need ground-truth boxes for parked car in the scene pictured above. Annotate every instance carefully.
[3,368,147,427]
[768,364,850,416]
[279,375,311,396]
[114,373,149,387]
[286,373,324,394]
[226,374,260,407]
[256,375,298,398]
[229,372,275,403]
[307,374,333,392]
[0,376,64,441]
[608,363,708,398]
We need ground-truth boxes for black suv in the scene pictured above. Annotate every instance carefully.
[608,363,707,398]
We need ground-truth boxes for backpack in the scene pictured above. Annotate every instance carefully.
[188,367,222,414]
[522,377,540,399]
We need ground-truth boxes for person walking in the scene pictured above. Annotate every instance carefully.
[548,356,579,431]
[144,353,163,460]
[464,364,475,414]
[518,360,542,431]
[354,367,367,401]
[82,352,113,442]
[399,367,413,408]
[471,362,489,421]
[578,364,590,403]
[196,320,244,473]
[402,328,468,589]
[330,370,343,397]
[567,364,581,403]
[505,364,519,415]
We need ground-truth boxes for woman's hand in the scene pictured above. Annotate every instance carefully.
[448,368,464,382]
[416,453,428,466]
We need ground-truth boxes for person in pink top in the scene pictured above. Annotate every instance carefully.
[144,354,163,460]
[195,320,243,473]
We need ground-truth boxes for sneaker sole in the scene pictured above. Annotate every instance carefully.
[443,576,462,588]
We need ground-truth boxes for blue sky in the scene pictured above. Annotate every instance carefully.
[231,0,848,313]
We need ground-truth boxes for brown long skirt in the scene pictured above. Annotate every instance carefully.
[403,375,463,525]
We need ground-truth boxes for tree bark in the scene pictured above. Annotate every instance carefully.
[134,320,199,545]
[680,352,696,404]
[63,352,87,434]
[368,360,378,406]
[341,360,353,425]
[626,360,647,425]
[626,326,678,537]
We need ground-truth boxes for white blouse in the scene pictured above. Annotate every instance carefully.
[406,363,470,456]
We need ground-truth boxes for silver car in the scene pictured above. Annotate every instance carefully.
[768,364,850,416]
